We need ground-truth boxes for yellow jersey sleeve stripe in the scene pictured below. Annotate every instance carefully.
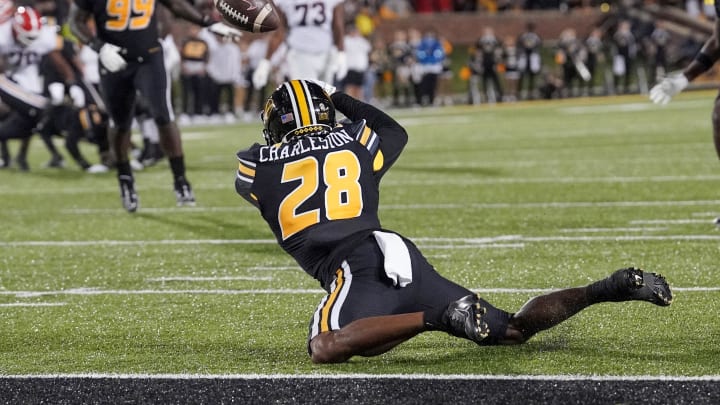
[238,162,256,177]
[359,126,372,146]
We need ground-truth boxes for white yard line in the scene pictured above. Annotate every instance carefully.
[559,227,667,233]
[3,174,720,197]
[146,276,272,282]
[0,302,66,307]
[2,234,719,248]
[630,219,712,225]
[0,286,716,298]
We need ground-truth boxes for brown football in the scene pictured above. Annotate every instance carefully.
[213,0,280,33]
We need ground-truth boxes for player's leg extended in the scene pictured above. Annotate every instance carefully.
[310,313,426,364]
[101,68,138,212]
[307,236,497,363]
[499,267,672,345]
[712,95,720,226]
[712,94,720,161]
[135,51,195,206]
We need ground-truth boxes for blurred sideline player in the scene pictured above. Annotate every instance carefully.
[649,3,720,227]
[0,4,85,171]
[0,0,15,167]
[69,0,242,212]
[39,33,111,173]
[251,0,347,90]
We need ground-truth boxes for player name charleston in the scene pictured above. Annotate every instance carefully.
[258,130,355,162]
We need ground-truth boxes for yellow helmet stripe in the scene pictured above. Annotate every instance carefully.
[288,80,313,127]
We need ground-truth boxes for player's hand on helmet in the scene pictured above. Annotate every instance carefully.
[252,58,271,89]
[649,72,689,105]
[48,82,65,106]
[98,43,127,73]
[208,22,243,42]
[69,84,86,108]
[307,79,337,96]
[333,50,348,81]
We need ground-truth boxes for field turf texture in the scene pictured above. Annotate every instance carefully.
[0,92,718,402]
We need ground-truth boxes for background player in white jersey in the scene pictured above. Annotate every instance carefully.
[251,0,347,89]
[0,4,85,170]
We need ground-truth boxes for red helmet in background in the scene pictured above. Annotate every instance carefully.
[0,0,14,23]
[12,6,42,47]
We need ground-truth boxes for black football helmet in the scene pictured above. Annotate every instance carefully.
[262,79,336,145]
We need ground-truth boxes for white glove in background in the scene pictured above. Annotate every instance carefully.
[98,43,127,72]
[207,22,243,42]
[48,82,65,106]
[307,79,337,96]
[649,72,689,105]
[252,58,271,89]
[333,50,347,81]
[69,85,86,108]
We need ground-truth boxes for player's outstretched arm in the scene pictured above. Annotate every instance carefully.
[650,21,720,105]
[69,4,127,73]
[252,9,287,89]
[160,0,212,26]
[67,5,94,48]
[330,91,408,171]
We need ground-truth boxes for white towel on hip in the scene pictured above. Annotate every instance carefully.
[372,231,413,287]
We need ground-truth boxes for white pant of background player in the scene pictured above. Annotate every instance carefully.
[285,47,337,83]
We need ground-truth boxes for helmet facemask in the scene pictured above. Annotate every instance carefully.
[261,80,336,145]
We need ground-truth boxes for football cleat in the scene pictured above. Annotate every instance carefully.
[713,217,720,229]
[174,177,196,207]
[609,267,672,307]
[15,157,29,171]
[43,154,65,169]
[442,294,490,344]
[85,164,109,174]
[118,175,139,213]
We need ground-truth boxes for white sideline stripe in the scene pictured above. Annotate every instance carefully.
[4,174,720,197]
[3,234,720,248]
[559,227,667,233]
[382,200,720,210]
[0,286,716,298]
[35,199,720,215]
[146,276,272,282]
[630,219,712,225]
[0,302,66,307]
[389,174,720,186]
[559,99,708,114]
[0,373,718,381]
[249,266,300,271]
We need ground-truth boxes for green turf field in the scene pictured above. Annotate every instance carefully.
[1,92,718,376]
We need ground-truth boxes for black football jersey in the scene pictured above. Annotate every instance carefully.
[73,0,160,57]
[235,94,408,282]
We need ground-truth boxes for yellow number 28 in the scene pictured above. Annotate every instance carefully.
[278,150,363,240]
[106,0,155,32]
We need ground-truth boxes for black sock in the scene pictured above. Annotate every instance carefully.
[116,161,132,177]
[169,156,185,180]
[423,307,448,331]
[587,275,623,304]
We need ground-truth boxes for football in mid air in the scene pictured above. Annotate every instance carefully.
[213,0,280,33]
